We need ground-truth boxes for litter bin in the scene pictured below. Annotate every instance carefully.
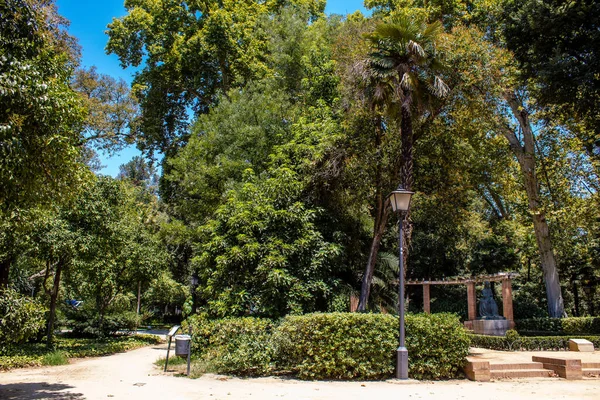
[175,334,191,358]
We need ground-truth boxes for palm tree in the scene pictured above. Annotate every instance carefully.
[357,16,449,311]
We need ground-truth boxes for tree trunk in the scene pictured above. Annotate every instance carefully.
[47,260,63,347]
[501,90,565,318]
[357,205,390,311]
[137,281,141,314]
[400,98,414,277]
[358,117,389,311]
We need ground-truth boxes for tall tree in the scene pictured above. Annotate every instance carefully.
[357,15,449,310]
[503,0,600,160]
[0,0,87,287]
[106,0,326,158]
[441,24,567,317]
[72,66,139,152]
[499,90,566,317]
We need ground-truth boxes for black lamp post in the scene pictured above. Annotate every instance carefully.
[389,184,414,380]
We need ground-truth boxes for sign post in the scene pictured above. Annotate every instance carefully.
[164,325,180,372]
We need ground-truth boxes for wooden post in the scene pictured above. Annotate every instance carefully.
[467,282,477,320]
[502,279,514,321]
[350,294,359,312]
[423,284,431,314]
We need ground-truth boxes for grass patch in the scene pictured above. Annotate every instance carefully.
[155,354,190,367]
[41,351,69,366]
[0,334,162,371]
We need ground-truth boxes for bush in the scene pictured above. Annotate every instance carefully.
[203,318,275,376]
[562,317,600,335]
[183,315,274,376]
[274,313,397,380]
[66,308,146,338]
[470,334,600,351]
[41,351,69,366]
[0,288,46,345]
[405,313,471,380]
[184,312,470,380]
[515,317,600,336]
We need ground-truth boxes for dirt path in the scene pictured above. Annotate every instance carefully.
[0,343,598,400]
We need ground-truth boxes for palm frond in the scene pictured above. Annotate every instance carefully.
[407,40,426,59]
[421,20,443,41]
[432,75,450,97]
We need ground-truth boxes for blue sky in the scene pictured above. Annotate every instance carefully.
[56,0,368,176]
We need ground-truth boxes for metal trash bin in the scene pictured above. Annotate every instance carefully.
[174,334,191,358]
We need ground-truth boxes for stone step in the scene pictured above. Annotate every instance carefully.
[582,362,600,369]
[582,368,600,377]
[491,369,553,379]
[490,362,544,371]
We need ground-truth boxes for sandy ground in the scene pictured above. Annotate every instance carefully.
[0,344,599,400]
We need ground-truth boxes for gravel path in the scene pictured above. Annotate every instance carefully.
[0,343,598,400]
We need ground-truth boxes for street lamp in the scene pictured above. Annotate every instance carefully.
[389,184,414,380]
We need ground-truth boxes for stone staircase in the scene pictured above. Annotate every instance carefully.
[583,362,600,377]
[465,356,600,381]
[489,362,552,379]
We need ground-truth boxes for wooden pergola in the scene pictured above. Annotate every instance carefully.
[405,272,519,322]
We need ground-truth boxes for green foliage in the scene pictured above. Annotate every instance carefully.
[66,307,145,338]
[41,350,69,366]
[72,66,139,152]
[193,168,343,318]
[0,0,87,210]
[503,0,600,138]
[274,313,398,380]
[0,288,46,345]
[0,334,161,371]
[63,176,166,334]
[405,313,471,379]
[184,312,470,380]
[106,0,326,156]
[200,318,275,376]
[515,317,600,336]
[470,334,600,351]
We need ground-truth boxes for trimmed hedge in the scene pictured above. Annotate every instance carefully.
[198,317,275,376]
[184,312,471,380]
[470,333,600,351]
[274,313,397,380]
[515,317,600,336]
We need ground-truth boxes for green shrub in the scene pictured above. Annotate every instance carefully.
[41,351,69,366]
[181,313,212,354]
[0,288,46,345]
[204,318,275,376]
[470,334,600,351]
[515,317,600,335]
[274,313,397,380]
[562,317,600,335]
[66,308,146,338]
[405,313,471,380]
[183,316,275,376]
[274,312,470,380]
[183,313,470,380]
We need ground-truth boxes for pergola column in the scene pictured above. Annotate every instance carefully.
[467,282,477,320]
[501,279,514,321]
[423,284,430,314]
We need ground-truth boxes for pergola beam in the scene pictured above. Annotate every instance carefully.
[405,272,519,286]
[403,272,518,324]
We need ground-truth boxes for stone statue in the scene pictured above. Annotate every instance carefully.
[478,281,501,319]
